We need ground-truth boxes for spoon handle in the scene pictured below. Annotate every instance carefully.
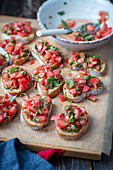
[36,28,72,37]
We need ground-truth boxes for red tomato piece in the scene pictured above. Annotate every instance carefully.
[24,25,31,33]
[43,51,51,60]
[17,32,28,37]
[87,24,94,31]
[82,85,90,93]
[1,72,9,80]
[65,58,69,63]
[59,94,65,102]
[66,19,75,28]
[5,43,14,54]
[47,70,54,77]
[41,106,49,115]
[36,116,46,122]
[55,74,63,79]
[88,94,97,102]
[55,120,69,129]
[18,78,28,90]
[69,88,77,95]
[53,69,59,75]
[79,70,87,76]
[30,59,34,65]
[8,106,17,117]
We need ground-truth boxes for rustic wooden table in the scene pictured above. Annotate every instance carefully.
[0,0,113,169]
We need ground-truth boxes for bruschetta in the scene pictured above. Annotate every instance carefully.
[31,39,63,68]
[0,93,18,126]
[51,104,88,140]
[0,39,30,65]
[0,53,9,73]
[1,21,34,44]
[63,70,104,103]
[68,52,105,76]
[32,64,64,98]
[21,94,52,129]
[1,64,30,96]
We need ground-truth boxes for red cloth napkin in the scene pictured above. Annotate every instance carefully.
[37,149,64,161]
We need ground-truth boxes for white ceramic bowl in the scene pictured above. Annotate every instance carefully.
[37,0,113,51]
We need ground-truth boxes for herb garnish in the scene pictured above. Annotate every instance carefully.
[61,19,69,28]
[57,11,65,16]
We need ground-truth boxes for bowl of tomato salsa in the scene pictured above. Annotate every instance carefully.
[37,0,113,51]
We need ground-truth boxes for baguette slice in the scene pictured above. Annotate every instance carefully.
[63,70,104,103]
[0,39,30,65]
[51,104,88,140]
[68,52,106,76]
[0,94,18,126]
[1,21,35,44]
[21,94,52,129]
[2,65,31,96]
[32,64,64,98]
[30,39,63,68]
[0,53,9,73]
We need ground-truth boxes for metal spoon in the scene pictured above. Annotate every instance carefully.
[36,23,100,37]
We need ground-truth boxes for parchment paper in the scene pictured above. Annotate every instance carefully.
[0,16,113,156]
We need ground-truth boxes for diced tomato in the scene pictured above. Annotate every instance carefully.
[66,19,75,28]
[74,107,82,119]
[16,72,25,78]
[0,115,4,123]
[0,104,3,109]
[55,120,69,129]
[69,88,77,95]
[74,120,80,127]
[17,32,28,37]
[22,101,28,109]
[79,79,86,84]
[55,56,62,63]
[30,59,34,65]
[18,78,28,90]
[41,106,49,115]
[53,69,59,75]
[90,78,100,88]
[88,94,97,102]
[29,105,36,113]
[1,72,9,80]
[47,70,54,77]
[79,119,87,126]
[79,70,87,76]
[3,99,10,107]
[4,93,9,99]
[59,94,65,102]
[65,58,69,63]
[8,106,17,117]
[49,56,55,63]
[14,47,20,55]
[43,51,51,60]
[44,96,51,103]
[5,43,14,54]
[74,78,79,83]
[82,85,90,93]
[34,116,46,122]
[87,24,94,31]
[41,85,48,90]
[67,72,72,77]
[55,74,63,79]
[24,25,31,33]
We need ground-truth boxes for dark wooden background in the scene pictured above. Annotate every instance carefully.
[0,0,113,169]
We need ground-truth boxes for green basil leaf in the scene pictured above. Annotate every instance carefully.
[68,79,74,88]
[71,124,77,131]
[8,95,17,103]
[61,20,69,28]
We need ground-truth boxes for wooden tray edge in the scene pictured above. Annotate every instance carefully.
[0,137,101,160]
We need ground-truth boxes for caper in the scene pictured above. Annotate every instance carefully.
[23,48,30,53]
[10,39,16,43]
[21,52,28,57]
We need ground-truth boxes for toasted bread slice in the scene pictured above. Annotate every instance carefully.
[0,40,30,65]
[69,59,105,76]
[30,39,63,68]
[68,52,106,76]
[0,94,18,126]
[32,64,64,98]
[21,95,52,129]
[51,104,88,140]
[63,72,104,103]
[1,23,35,44]
[2,65,31,96]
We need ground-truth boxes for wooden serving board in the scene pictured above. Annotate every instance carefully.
[0,16,113,160]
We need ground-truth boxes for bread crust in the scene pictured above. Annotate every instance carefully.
[22,96,52,129]
[2,66,31,96]
[30,44,62,69]
[68,59,105,76]
[56,121,89,140]
[0,99,18,126]
[0,45,30,66]
[63,75,104,103]
[1,27,35,45]
[37,80,64,98]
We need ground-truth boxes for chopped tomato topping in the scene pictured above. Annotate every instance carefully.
[59,94,65,102]
[30,59,34,65]
[88,94,97,102]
